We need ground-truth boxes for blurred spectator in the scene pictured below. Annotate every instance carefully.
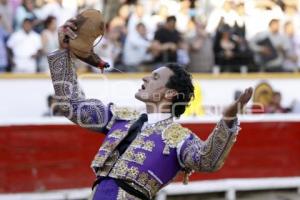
[175,0,190,33]
[206,0,238,35]
[283,21,299,72]
[102,0,123,23]
[14,0,40,31]
[0,0,299,75]
[282,2,299,31]
[109,4,130,45]
[249,19,290,72]
[35,0,76,27]
[127,4,151,37]
[112,4,131,26]
[148,5,169,35]
[0,0,13,33]
[214,24,237,72]
[39,16,58,72]
[177,40,189,66]
[7,18,42,73]
[93,27,122,72]
[231,3,254,72]
[10,0,22,14]
[77,0,103,12]
[265,91,290,113]
[153,15,181,63]
[187,21,214,72]
[122,23,153,71]
[234,2,247,37]
[0,17,9,72]
[140,0,163,15]
[246,0,284,39]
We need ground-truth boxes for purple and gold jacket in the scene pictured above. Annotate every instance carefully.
[48,50,240,199]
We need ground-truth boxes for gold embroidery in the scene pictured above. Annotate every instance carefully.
[92,155,106,164]
[181,120,237,174]
[143,140,155,151]
[113,160,128,177]
[100,141,110,149]
[117,187,141,200]
[127,166,139,179]
[130,136,156,152]
[111,105,140,120]
[109,129,127,139]
[162,123,190,155]
[109,160,162,199]
[100,140,119,153]
[146,178,160,193]
[140,118,173,137]
[91,138,124,170]
[124,149,135,160]
[137,172,148,185]
[106,115,116,130]
[135,152,146,164]
[123,148,146,165]
[96,150,119,177]
[131,137,144,148]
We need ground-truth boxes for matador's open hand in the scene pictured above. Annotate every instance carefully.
[223,87,253,125]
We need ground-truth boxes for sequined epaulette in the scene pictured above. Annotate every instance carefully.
[162,123,190,155]
[110,104,140,120]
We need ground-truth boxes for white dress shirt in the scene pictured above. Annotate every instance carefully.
[122,30,152,67]
[7,30,42,73]
[142,113,172,130]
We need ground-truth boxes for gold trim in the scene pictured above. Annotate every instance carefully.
[1,72,300,80]
[110,105,140,120]
[162,123,190,155]
[116,186,141,200]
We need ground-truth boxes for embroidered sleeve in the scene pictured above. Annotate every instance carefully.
[48,49,111,133]
[178,118,240,172]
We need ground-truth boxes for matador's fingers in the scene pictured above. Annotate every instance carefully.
[238,87,253,106]
[64,20,77,31]
[63,26,77,40]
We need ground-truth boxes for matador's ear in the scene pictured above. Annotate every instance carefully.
[165,89,178,100]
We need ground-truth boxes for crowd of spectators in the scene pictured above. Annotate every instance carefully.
[0,0,300,73]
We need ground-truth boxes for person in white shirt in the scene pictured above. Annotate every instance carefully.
[39,16,58,72]
[7,18,42,73]
[127,4,152,39]
[0,0,13,33]
[245,0,284,39]
[14,0,39,31]
[249,19,290,72]
[122,23,153,71]
[93,27,122,72]
[205,0,238,35]
[283,21,299,72]
[34,0,76,27]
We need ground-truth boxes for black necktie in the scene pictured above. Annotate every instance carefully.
[117,113,148,155]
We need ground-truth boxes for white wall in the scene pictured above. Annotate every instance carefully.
[0,76,299,119]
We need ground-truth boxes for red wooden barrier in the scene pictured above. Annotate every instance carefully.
[0,121,300,193]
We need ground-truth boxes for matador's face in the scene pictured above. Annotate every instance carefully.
[135,67,176,105]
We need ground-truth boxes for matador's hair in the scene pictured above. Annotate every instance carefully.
[165,63,194,118]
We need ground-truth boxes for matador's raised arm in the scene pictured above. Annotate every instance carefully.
[48,49,111,133]
[178,118,240,173]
